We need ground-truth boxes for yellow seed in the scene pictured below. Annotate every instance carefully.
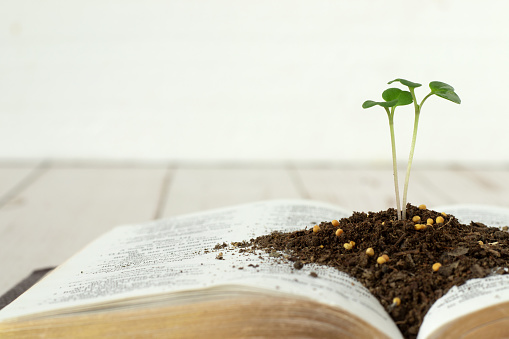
[350,241,356,247]
[415,224,425,230]
[478,241,484,245]
[392,297,401,306]
[332,219,340,227]
[427,218,434,225]
[377,256,387,265]
[366,248,375,256]
[436,216,445,224]
[335,228,344,237]
[344,243,353,250]
[441,212,447,217]
[382,222,385,226]
[432,263,442,272]
[412,216,421,223]
[419,204,427,210]
[319,245,324,248]
[382,254,390,262]
[313,225,320,233]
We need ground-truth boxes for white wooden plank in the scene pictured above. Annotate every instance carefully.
[296,168,456,213]
[0,166,168,295]
[409,168,509,207]
[459,169,509,207]
[162,167,302,217]
[0,165,40,205]
[296,168,397,212]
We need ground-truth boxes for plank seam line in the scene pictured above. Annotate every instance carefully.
[152,165,175,219]
[287,163,311,200]
[0,161,49,209]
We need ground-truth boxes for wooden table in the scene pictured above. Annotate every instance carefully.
[1,162,509,295]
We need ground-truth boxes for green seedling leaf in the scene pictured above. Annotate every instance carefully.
[363,88,413,109]
[362,99,398,108]
[429,81,461,104]
[388,78,422,88]
[382,88,413,107]
[429,81,454,92]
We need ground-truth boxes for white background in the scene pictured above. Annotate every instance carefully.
[1,0,507,165]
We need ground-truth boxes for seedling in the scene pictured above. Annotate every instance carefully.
[363,79,461,219]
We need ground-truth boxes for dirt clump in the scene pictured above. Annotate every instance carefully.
[248,204,509,338]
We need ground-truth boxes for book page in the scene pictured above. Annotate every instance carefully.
[418,275,509,339]
[0,199,402,339]
[417,204,509,338]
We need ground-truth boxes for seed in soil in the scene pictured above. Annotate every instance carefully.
[432,263,442,272]
[366,248,375,256]
[392,297,401,307]
[313,224,320,233]
[436,216,445,224]
[377,256,387,264]
[344,243,353,250]
[419,204,427,209]
[335,228,344,237]
[427,218,434,225]
[412,216,421,223]
[332,219,340,227]
[415,224,426,231]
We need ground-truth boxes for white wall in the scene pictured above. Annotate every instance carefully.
[1,0,508,164]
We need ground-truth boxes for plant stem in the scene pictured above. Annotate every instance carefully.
[386,107,402,220]
[401,88,422,220]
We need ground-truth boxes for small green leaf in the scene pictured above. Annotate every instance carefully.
[382,88,403,102]
[435,91,461,104]
[388,78,422,88]
[382,88,413,107]
[429,81,454,92]
[429,81,461,104]
[362,99,398,109]
[395,91,413,106]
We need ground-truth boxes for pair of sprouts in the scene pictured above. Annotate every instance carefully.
[363,79,461,220]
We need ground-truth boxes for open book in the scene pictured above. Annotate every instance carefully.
[0,200,508,338]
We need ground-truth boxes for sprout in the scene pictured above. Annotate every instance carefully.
[388,79,461,219]
[363,81,460,219]
[363,88,413,220]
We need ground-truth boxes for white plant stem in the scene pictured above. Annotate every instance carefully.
[386,107,402,220]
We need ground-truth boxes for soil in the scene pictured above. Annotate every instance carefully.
[239,204,509,339]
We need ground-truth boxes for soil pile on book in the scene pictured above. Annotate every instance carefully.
[246,204,509,339]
